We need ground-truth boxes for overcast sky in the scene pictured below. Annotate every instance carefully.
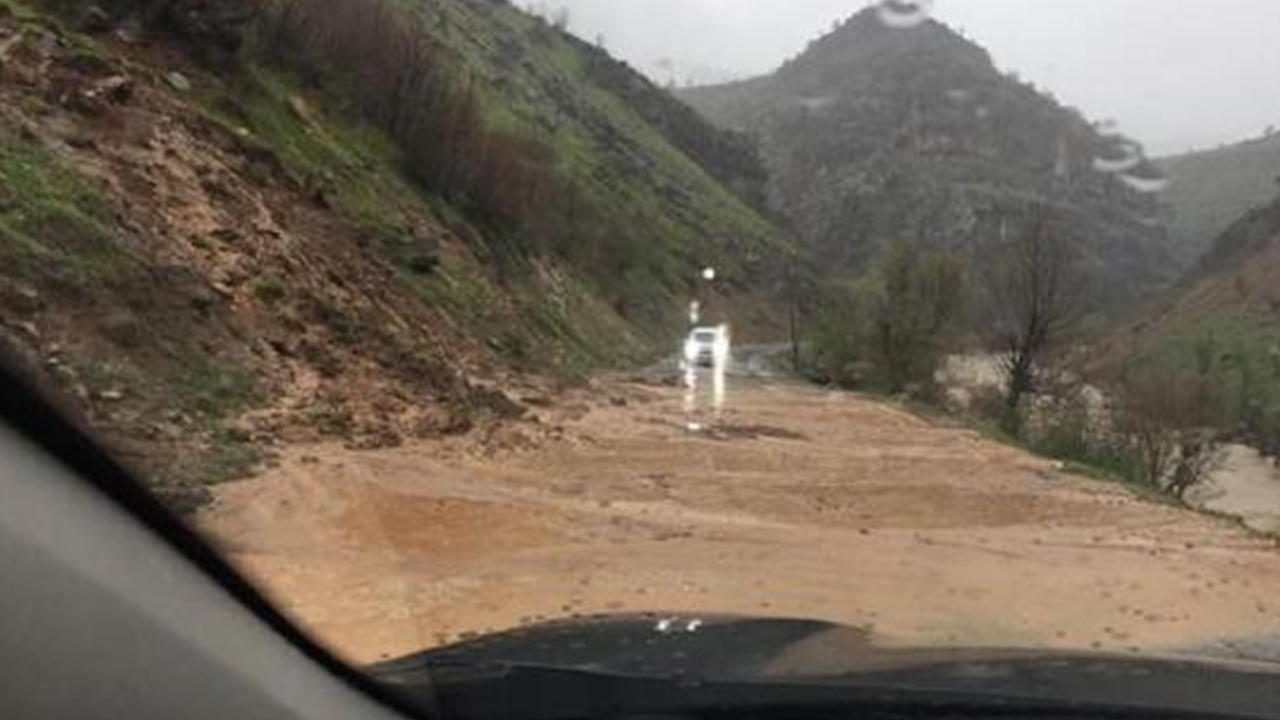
[550,0,1280,156]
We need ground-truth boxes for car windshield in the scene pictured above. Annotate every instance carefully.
[6,0,1280,711]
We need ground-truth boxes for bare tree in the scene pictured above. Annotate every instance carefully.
[989,206,1079,430]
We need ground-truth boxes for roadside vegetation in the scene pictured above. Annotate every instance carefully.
[1119,319,1280,462]
[800,206,1238,505]
[806,239,966,398]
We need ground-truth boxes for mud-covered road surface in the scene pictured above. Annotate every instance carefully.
[199,371,1280,666]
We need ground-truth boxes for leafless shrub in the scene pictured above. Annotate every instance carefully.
[261,0,554,226]
[1113,367,1222,501]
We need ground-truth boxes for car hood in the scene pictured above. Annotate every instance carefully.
[370,614,1280,719]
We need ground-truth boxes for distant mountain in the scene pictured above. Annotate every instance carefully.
[680,8,1177,308]
[1156,132,1280,269]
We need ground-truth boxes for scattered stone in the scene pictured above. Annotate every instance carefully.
[113,24,141,44]
[307,184,330,209]
[101,311,146,349]
[165,71,192,92]
[80,5,112,34]
[521,394,554,408]
[225,425,254,443]
[14,321,40,341]
[188,287,217,316]
[91,74,133,105]
[99,389,126,402]
[286,94,314,123]
[65,133,97,150]
[209,227,242,243]
[344,427,403,452]
[441,409,475,436]
[408,252,440,276]
[56,48,118,78]
[1,284,43,315]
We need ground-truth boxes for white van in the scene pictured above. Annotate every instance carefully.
[684,325,730,368]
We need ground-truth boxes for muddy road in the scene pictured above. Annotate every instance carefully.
[199,369,1280,666]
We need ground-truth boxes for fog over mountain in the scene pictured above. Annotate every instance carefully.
[551,0,1280,156]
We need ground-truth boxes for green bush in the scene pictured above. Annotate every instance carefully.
[1022,364,1224,502]
[1129,318,1280,460]
[807,240,966,397]
[860,240,966,395]
[806,281,861,386]
[1027,390,1138,482]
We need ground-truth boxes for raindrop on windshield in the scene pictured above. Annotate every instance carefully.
[1094,119,1122,137]
[1093,139,1144,174]
[1118,173,1170,194]
[875,0,934,29]
[800,97,835,114]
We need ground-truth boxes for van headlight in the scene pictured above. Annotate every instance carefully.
[683,340,699,362]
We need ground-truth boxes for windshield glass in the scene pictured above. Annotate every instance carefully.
[7,0,1280,704]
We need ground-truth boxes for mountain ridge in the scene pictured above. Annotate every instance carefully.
[1156,131,1280,269]
[680,6,1177,311]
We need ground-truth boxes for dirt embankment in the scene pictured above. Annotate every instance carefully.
[0,8,522,509]
[200,374,1280,666]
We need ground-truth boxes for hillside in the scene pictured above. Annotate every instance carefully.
[680,8,1176,309]
[1157,132,1280,268]
[1108,191,1280,346]
[1094,191,1280,456]
[0,0,790,509]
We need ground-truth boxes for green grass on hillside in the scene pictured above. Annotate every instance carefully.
[0,125,136,287]
[1125,315,1280,454]
[402,0,786,306]
[190,60,649,371]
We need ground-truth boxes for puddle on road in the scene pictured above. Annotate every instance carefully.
[683,356,728,433]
